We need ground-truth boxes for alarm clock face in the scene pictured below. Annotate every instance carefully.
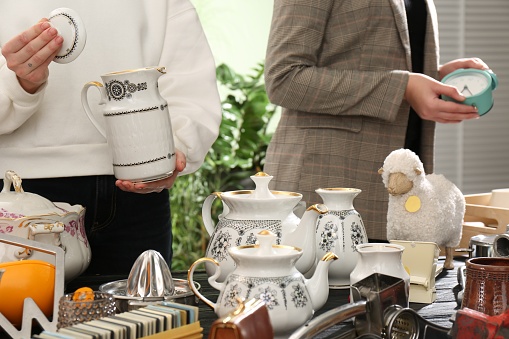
[441,68,498,116]
[442,72,490,97]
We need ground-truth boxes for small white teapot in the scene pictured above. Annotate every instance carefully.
[188,230,338,338]
[202,172,328,282]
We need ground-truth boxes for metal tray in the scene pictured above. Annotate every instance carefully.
[99,278,200,312]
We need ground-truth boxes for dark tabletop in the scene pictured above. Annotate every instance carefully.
[61,256,466,339]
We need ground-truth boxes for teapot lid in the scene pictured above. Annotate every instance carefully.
[251,172,276,199]
[220,172,301,201]
[0,170,64,217]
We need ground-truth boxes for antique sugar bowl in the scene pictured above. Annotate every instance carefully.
[0,170,90,282]
[202,172,328,281]
[188,230,338,338]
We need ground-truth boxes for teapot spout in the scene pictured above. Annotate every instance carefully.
[284,204,328,274]
[306,252,338,310]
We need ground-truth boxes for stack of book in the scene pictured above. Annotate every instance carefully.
[35,302,202,339]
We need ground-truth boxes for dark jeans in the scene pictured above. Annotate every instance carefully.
[5,175,172,277]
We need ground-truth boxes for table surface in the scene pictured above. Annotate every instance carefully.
[59,256,466,339]
[0,257,464,339]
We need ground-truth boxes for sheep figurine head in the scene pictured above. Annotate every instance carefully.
[379,148,465,270]
[379,148,425,197]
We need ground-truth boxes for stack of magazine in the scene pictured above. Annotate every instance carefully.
[34,302,202,339]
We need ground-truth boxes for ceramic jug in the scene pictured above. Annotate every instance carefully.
[81,67,176,182]
[314,188,367,287]
[188,231,338,339]
[202,172,328,282]
[350,243,410,305]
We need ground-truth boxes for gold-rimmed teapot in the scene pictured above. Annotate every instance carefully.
[202,172,327,282]
[188,230,338,338]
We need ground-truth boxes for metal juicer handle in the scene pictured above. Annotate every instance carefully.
[288,301,367,339]
[385,306,451,339]
[289,301,451,339]
[456,265,466,306]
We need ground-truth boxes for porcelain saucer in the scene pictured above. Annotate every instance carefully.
[48,8,87,64]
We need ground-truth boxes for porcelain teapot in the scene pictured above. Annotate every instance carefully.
[0,170,91,282]
[202,172,328,282]
[188,230,338,338]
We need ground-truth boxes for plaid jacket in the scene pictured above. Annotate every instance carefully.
[263,0,439,240]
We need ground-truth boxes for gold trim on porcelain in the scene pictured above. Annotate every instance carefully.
[321,252,339,262]
[87,81,103,88]
[227,190,252,196]
[187,257,219,309]
[317,188,361,192]
[104,66,166,76]
[0,211,80,222]
[254,172,270,177]
[307,203,328,214]
[226,190,301,197]
[234,243,302,252]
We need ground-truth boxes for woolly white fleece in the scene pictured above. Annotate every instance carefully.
[381,149,465,247]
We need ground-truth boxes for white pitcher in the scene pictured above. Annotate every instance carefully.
[350,243,410,305]
[81,67,176,182]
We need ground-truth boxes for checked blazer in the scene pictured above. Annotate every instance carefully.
[263,0,440,240]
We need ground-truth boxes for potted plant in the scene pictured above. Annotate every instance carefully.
[170,63,277,271]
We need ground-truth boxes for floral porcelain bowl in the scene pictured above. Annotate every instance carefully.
[0,170,91,282]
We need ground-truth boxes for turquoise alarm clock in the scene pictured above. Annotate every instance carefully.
[441,68,498,116]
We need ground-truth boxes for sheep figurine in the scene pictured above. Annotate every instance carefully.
[378,148,465,269]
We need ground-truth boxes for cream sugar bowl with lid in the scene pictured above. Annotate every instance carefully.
[0,170,91,282]
[188,230,338,339]
[202,172,328,282]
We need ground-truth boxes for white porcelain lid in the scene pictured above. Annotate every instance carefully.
[49,8,87,64]
[0,170,63,217]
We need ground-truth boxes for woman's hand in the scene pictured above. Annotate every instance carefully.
[1,19,63,93]
[405,73,479,123]
[115,149,187,194]
[438,57,489,80]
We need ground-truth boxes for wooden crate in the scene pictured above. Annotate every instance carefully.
[456,193,509,252]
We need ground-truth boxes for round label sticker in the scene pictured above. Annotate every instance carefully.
[405,195,421,213]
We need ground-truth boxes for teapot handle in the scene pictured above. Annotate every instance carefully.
[15,221,65,259]
[81,81,108,138]
[187,257,224,310]
[202,193,222,236]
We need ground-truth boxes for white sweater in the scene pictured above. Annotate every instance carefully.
[0,0,221,179]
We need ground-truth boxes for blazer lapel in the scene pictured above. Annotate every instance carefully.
[424,0,439,78]
[389,0,412,70]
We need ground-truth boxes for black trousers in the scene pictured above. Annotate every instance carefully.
[9,175,172,277]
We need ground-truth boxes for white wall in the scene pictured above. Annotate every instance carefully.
[435,0,509,194]
[191,0,273,76]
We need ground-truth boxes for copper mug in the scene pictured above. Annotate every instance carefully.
[461,257,509,316]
